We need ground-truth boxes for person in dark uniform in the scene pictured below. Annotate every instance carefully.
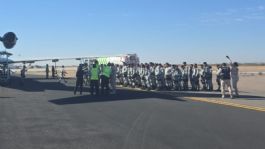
[74,64,84,95]
[45,64,49,79]
[101,63,112,94]
[52,65,55,78]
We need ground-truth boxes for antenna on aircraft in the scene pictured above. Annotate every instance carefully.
[0,32,18,49]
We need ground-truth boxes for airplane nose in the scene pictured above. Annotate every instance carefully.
[1,32,18,49]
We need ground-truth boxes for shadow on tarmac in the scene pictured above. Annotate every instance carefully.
[6,76,74,92]
[160,91,265,99]
[5,76,265,103]
[49,89,186,105]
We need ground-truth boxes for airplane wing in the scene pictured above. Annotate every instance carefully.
[8,57,96,64]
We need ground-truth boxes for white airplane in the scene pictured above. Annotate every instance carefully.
[0,32,94,85]
[0,32,139,85]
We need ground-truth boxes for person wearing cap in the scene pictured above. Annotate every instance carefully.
[155,63,164,90]
[149,62,156,89]
[230,62,239,97]
[101,63,112,94]
[181,62,189,90]
[164,63,173,90]
[45,64,49,79]
[203,62,213,91]
[122,63,129,87]
[215,64,221,91]
[216,63,233,99]
[172,65,182,91]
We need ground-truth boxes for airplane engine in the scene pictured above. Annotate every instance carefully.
[0,32,18,49]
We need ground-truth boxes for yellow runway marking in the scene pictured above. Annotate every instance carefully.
[120,86,265,112]
[188,97,265,112]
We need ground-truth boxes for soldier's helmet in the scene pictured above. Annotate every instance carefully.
[233,62,238,67]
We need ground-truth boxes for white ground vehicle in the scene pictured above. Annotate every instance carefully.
[93,54,140,65]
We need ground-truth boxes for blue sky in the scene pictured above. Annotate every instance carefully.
[0,0,265,64]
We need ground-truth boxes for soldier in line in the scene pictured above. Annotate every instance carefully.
[139,64,146,89]
[145,64,153,90]
[216,64,221,91]
[155,63,164,90]
[200,64,206,90]
[116,65,123,85]
[189,64,194,90]
[134,64,141,88]
[181,62,189,91]
[192,64,200,91]
[165,63,173,90]
[122,64,129,87]
[127,64,134,87]
[203,62,213,91]
[172,65,182,91]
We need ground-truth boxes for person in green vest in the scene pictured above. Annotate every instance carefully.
[90,63,100,95]
[101,63,112,94]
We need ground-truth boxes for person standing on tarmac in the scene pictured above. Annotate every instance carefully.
[230,62,239,97]
[164,63,173,90]
[90,63,100,95]
[45,64,49,79]
[101,63,112,94]
[217,63,233,99]
[181,62,189,91]
[20,65,27,85]
[59,65,67,83]
[215,64,221,91]
[192,64,200,91]
[203,62,213,91]
[74,64,84,95]
[189,64,194,90]
[226,56,239,97]
[52,65,55,78]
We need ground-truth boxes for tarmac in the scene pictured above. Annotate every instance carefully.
[0,75,265,149]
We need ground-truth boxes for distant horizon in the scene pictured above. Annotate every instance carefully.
[2,51,265,66]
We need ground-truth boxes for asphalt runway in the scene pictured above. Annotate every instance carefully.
[1,76,265,149]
